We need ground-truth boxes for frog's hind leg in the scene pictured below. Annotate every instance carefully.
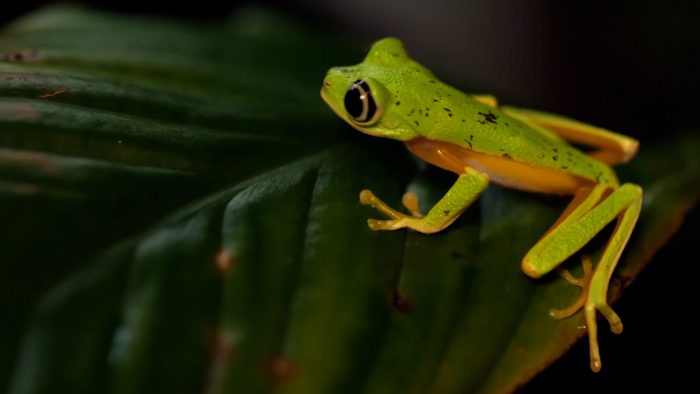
[585,189,642,371]
[521,183,643,372]
[501,106,639,165]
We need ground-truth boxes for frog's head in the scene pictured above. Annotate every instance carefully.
[321,38,419,141]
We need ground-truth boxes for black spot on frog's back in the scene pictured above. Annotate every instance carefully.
[477,111,498,125]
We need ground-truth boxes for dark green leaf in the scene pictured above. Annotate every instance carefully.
[1,5,698,394]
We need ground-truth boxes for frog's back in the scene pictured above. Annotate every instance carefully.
[412,85,618,187]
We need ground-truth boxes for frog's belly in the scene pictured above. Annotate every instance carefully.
[405,138,592,195]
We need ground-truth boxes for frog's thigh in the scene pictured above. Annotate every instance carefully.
[501,106,639,165]
[522,183,640,277]
[360,167,489,234]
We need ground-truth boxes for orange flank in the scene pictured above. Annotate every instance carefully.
[405,138,593,195]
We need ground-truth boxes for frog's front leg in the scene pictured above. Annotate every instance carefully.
[360,167,489,234]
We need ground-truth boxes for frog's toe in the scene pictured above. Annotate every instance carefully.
[549,295,586,319]
[359,189,378,205]
[401,191,424,218]
[367,218,408,231]
[598,302,624,334]
[585,299,624,373]
[549,255,593,319]
[360,189,404,219]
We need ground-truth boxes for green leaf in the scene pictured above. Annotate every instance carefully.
[1,5,698,394]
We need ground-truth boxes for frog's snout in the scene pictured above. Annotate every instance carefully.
[320,79,332,101]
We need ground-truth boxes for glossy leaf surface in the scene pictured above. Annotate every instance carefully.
[1,6,698,394]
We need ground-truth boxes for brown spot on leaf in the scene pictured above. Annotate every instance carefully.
[266,354,297,384]
[2,49,41,62]
[38,87,67,98]
[4,75,29,81]
[391,290,414,314]
[215,249,235,273]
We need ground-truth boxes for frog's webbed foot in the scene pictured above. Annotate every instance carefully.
[549,254,625,372]
[360,189,424,231]
[547,254,625,336]
[549,255,594,319]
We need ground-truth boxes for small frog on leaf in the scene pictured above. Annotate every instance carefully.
[321,38,642,372]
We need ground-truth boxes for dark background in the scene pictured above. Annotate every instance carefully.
[2,1,698,392]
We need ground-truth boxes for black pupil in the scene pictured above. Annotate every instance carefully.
[344,80,377,123]
[344,84,364,119]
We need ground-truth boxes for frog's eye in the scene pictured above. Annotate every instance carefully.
[344,79,380,124]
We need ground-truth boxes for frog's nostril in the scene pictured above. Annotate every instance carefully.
[323,80,331,88]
